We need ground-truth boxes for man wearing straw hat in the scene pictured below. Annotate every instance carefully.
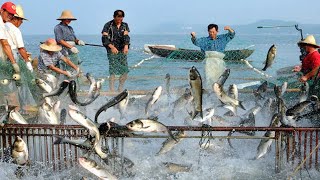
[5,4,38,111]
[37,38,79,78]
[54,10,85,70]
[293,35,320,83]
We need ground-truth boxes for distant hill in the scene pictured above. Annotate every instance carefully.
[137,19,320,36]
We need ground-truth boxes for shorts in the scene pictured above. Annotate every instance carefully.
[107,53,129,76]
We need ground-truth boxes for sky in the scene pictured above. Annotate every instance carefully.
[12,0,320,35]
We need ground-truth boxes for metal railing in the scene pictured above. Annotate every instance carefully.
[1,124,319,176]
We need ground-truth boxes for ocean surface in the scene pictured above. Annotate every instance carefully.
[1,33,319,179]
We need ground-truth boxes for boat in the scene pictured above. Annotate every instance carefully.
[145,45,254,61]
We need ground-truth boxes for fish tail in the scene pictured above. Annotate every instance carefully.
[262,67,267,71]
[239,101,246,110]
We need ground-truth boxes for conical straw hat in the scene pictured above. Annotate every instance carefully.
[298,35,319,48]
[57,10,77,20]
[40,38,62,52]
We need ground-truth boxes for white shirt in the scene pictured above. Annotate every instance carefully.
[5,22,24,50]
[0,15,8,60]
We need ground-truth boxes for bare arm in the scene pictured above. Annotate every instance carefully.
[0,39,16,64]
[47,64,69,76]
[300,66,320,82]
[61,56,78,70]
[17,47,29,62]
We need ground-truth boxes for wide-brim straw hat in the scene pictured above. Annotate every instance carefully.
[57,10,77,20]
[298,35,320,48]
[14,5,27,21]
[40,38,62,52]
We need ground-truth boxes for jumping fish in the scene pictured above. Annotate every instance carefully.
[163,162,191,173]
[157,131,186,155]
[78,157,118,180]
[126,119,177,141]
[253,81,268,100]
[41,102,59,124]
[169,88,193,118]
[44,73,58,89]
[9,109,28,124]
[262,44,277,71]
[189,66,203,119]
[145,86,162,116]
[118,90,130,120]
[11,136,29,166]
[224,84,238,116]
[95,89,128,123]
[216,68,230,86]
[212,82,246,110]
[69,80,99,106]
[35,78,52,93]
[53,135,93,150]
[43,80,69,98]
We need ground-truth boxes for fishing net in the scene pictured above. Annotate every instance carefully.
[107,53,129,76]
[163,48,254,61]
[204,51,226,88]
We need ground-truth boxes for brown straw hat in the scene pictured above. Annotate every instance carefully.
[57,10,77,20]
[298,35,320,48]
[40,38,62,52]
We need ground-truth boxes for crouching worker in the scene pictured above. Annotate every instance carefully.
[37,38,80,80]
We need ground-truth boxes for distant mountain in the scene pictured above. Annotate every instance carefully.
[136,19,320,36]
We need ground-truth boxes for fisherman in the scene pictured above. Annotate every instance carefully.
[101,10,130,92]
[0,2,21,109]
[54,10,85,71]
[37,38,80,79]
[190,24,235,53]
[5,5,38,110]
[293,35,320,82]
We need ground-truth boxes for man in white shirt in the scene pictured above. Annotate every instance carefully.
[5,4,33,72]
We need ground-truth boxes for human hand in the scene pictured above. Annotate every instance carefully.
[12,63,20,73]
[123,30,129,36]
[299,76,308,83]
[224,26,231,31]
[123,45,129,54]
[191,32,196,37]
[293,65,301,72]
[70,47,79,54]
[77,40,85,46]
[26,62,33,72]
[111,47,118,54]
[65,71,72,77]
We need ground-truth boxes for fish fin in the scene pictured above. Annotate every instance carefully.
[262,66,267,71]
[239,101,246,110]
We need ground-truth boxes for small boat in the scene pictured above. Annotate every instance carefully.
[145,45,254,61]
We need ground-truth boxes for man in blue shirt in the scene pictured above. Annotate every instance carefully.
[191,24,235,53]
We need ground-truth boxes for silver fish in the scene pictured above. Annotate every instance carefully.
[126,119,176,141]
[35,78,52,93]
[254,81,268,100]
[69,107,107,159]
[44,73,58,89]
[262,44,276,71]
[216,68,230,86]
[255,113,281,159]
[78,157,118,180]
[86,73,97,99]
[157,131,186,155]
[286,100,311,116]
[299,82,309,103]
[212,82,246,110]
[224,84,238,116]
[118,91,130,120]
[9,109,28,124]
[11,136,29,166]
[53,135,93,150]
[189,66,203,119]
[169,88,193,118]
[163,162,191,173]
[41,102,59,124]
[145,86,162,116]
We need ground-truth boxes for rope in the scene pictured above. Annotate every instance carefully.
[288,142,320,179]
[241,59,272,78]
[129,55,155,69]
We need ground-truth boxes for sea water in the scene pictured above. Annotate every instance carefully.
[1,33,319,179]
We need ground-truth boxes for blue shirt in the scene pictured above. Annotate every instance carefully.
[54,23,77,56]
[191,31,235,52]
